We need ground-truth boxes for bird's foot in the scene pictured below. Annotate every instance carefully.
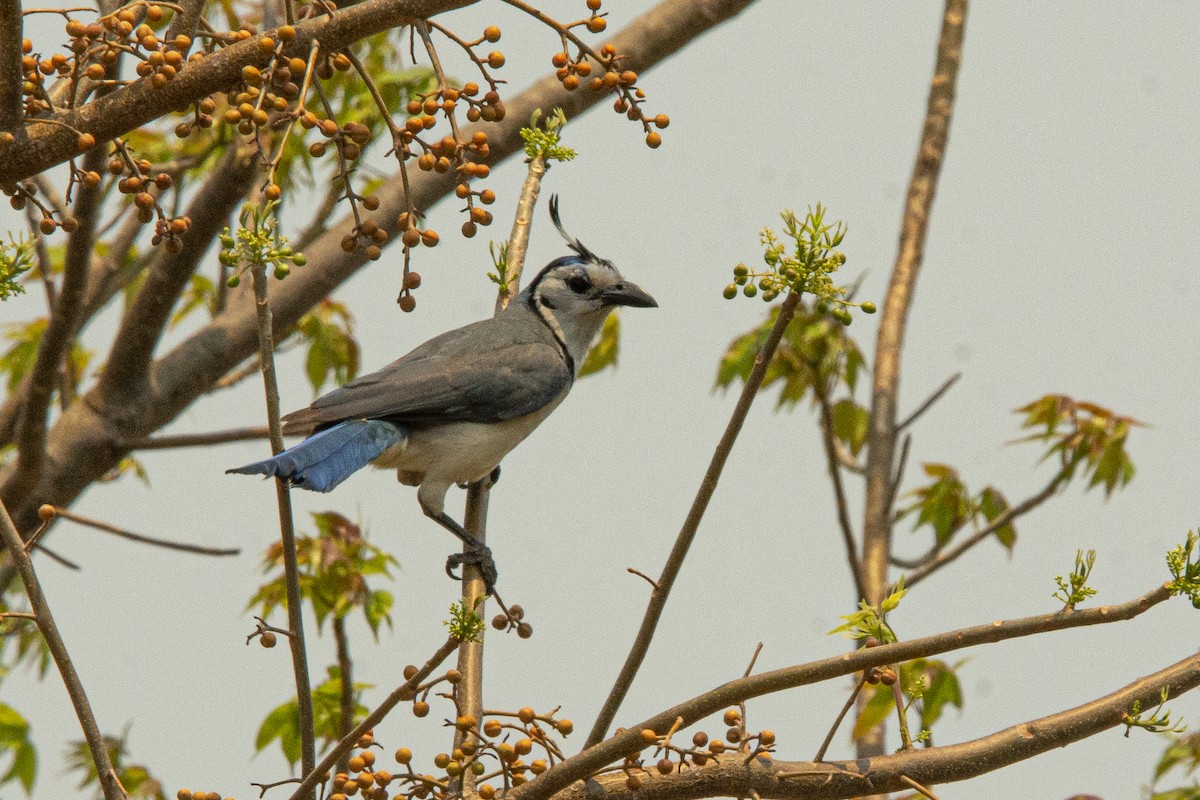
[445,538,498,595]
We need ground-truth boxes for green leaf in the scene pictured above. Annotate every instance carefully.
[852,684,894,741]
[1154,731,1200,782]
[979,486,1016,551]
[917,660,964,730]
[579,313,619,378]
[832,398,869,456]
[1,739,36,794]
[256,701,302,767]
[0,704,29,741]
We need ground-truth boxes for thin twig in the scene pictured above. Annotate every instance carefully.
[813,675,867,762]
[31,542,79,570]
[0,499,126,800]
[450,133,555,778]
[288,636,461,800]
[121,426,273,450]
[898,775,941,800]
[903,468,1067,587]
[626,567,659,590]
[249,260,317,793]
[586,290,804,749]
[814,382,866,601]
[49,506,241,556]
[897,373,961,432]
[0,611,36,620]
[742,642,763,678]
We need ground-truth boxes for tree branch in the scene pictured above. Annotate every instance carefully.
[120,425,273,450]
[48,505,241,556]
[857,0,966,760]
[515,581,1173,800]
[0,499,126,800]
[2,147,105,504]
[248,259,317,792]
[544,653,1200,800]
[98,143,258,403]
[896,372,960,433]
[0,0,22,133]
[586,289,803,749]
[0,0,481,185]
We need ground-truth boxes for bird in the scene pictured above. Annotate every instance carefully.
[228,196,657,593]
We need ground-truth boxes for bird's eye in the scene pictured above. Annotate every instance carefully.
[566,274,591,294]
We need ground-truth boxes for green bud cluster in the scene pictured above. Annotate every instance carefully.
[722,205,878,325]
[218,200,306,287]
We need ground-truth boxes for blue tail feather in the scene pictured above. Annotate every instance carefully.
[227,419,404,492]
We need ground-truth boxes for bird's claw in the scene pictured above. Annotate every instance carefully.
[445,539,498,595]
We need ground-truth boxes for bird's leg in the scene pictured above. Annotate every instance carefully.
[426,510,498,595]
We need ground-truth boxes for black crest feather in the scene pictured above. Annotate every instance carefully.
[549,194,600,263]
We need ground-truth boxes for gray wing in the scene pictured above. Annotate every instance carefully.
[282,305,572,434]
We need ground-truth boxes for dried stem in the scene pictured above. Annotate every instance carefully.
[0,499,126,800]
[249,260,317,793]
[586,290,804,748]
[452,143,554,775]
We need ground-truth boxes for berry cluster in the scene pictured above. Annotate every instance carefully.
[546,0,670,148]
[490,602,532,639]
[617,708,776,791]
[721,207,876,324]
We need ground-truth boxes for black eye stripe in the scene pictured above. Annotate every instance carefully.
[566,274,591,294]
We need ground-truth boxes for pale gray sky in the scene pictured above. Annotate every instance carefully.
[4,2,1199,798]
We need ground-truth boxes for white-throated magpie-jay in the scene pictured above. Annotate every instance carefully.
[229,197,656,591]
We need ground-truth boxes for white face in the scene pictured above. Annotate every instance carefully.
[527,256,656,370]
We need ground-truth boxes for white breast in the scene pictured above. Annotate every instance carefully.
[372,389,569,489]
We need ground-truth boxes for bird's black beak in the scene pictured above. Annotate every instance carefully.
[600,281,658,308]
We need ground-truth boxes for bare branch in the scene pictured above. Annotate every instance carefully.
[586,289,804,748]
[860,0,967,631]
[0,499,126,800]
[514,581,1173,800]
[543,653,1200,800]
[897,372,961,433]
[121,426,272,450]
[49,506,241,556]
[248,259,317,790]
[2,147,106,504]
